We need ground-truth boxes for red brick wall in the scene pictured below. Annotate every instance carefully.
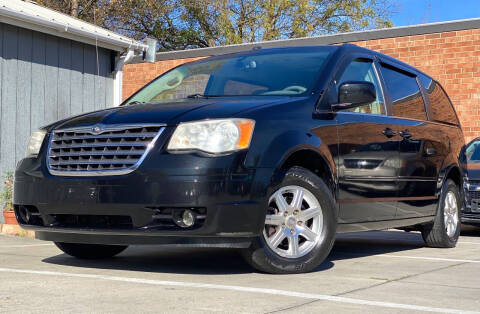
[122,29,480,142]
[352,29,480,142]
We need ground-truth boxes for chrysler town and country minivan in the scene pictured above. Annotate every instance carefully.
[14,44,464,274]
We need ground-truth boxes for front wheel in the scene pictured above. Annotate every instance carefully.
[241,167,337,274]
[55,242,128,259]
[421,179,461,248]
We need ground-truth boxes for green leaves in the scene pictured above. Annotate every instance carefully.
[37,0,395,51]
[1,172,13,212]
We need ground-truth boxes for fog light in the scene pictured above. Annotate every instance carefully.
[173,209,196,228]
[182,210,195,227]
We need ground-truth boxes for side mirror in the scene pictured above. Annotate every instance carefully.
[332,81,376,111]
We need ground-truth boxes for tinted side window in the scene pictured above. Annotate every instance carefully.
[419,75,459,125]
[337,59,385,115]
[381,64,427,120]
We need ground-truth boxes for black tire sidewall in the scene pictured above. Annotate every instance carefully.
[243,166,337,274]
[422,179,461,247]
[439,180,461,245]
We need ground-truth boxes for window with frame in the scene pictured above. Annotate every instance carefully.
[124,47,336,105]
[466,139,480,163]
[381,64,427,121]
[419,74,459,125]
[337,59,385,115]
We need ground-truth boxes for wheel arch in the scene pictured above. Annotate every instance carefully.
[275,148,336,197]
[437,163,463,192]
[436,164,464,214]
[444,165,464,208]
[445,165,462,189]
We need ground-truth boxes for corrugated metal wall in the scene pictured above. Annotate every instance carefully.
[0,22,115,177]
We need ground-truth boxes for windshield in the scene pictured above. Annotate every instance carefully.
[466,140,480,163]
[123,47,336,105]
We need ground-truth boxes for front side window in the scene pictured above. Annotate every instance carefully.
[337,59,385,114]
[381,64,427,121]
[419,75,459,125]
[123,47,336,105]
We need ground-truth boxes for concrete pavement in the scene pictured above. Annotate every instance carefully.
[1,228,480,313]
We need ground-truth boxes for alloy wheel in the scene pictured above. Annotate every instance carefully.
[444,191,459,238]
[263,185,324,258]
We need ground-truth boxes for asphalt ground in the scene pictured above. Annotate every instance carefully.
[1,228,480,313]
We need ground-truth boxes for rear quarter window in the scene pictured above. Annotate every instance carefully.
[419,75,459,125]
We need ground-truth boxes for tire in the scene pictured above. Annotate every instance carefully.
[55,242,128,259]
[421,179,461,248]
[241,166,337,274]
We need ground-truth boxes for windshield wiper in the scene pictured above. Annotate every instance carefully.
[127,101,145,105]
[187,94,209,99]
[186,94,223,99]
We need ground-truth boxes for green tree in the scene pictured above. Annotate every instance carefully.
[183,0,394,45]
[105,0,208,50]
[37,0,395,50]
[35,0,109,24]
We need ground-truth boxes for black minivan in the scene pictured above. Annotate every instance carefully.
[14,44,464,274]
[461,138,480,224]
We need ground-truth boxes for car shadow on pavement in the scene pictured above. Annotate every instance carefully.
[460,223,480,236]
[327,230,425,263]
[41,230,437,275]
[41,246,336,275]
[43,246,255,275]
[320,227,480,269]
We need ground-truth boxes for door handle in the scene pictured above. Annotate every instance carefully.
[382,128,397,138]
[399,129,412,139]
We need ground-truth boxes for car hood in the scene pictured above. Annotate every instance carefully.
[51,96,295,130]
[465,163,480,179]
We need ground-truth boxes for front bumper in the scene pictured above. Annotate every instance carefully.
[461,213,480,225]
[462,181,480,225]
[14,155,275,246]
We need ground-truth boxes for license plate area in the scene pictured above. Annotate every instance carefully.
[44,186,99,205]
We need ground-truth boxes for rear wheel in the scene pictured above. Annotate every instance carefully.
[421,179,461,248]
[55,242,128,259]
[241,166,337,274]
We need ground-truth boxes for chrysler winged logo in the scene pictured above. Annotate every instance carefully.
[91,124,105,135]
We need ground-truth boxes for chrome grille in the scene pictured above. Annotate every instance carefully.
[47,124,165,176]
[470,190,480,200]
[468,180,480,186]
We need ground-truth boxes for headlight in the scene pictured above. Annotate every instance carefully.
[167,119,255,154]
[25,130,47,157]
